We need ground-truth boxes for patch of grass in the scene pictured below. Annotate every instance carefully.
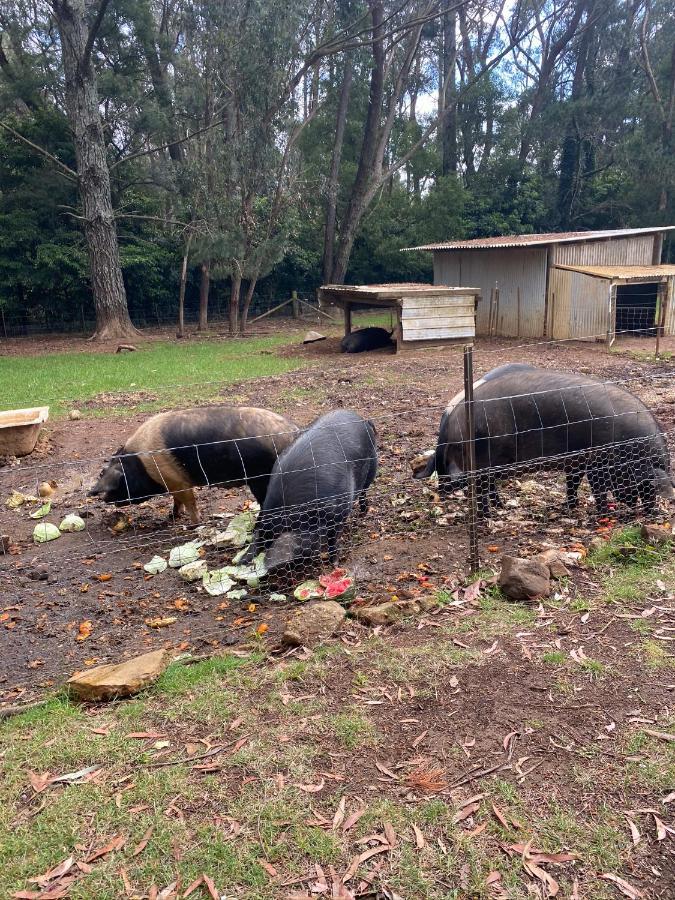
[154,653,252,695]
[1,336,304,417]
[579,658,607,678]
[330,711,379,749]
[542,650,567,666]
[368,637,477,683]
[586,525,675,606]
[641,639,675,669]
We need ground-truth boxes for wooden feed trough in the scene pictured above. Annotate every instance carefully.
[318,283,480,351]
[0,406,49,457]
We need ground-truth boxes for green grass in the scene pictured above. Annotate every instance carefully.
[586,524,675,605]
[1,335,304,417]
[542,650,567,666]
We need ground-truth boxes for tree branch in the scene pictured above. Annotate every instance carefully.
[639,1,663,115]
[109,114,227,170]
[0,120,78,179]
[82,0,113,70]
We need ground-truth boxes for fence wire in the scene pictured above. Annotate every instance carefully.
[1,369,674,590]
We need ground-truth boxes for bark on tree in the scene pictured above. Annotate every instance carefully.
[322,54,353,284]
[229,270,242,334]
[198,260,210,330]
[441,1,458,176]
[177,235,192,338]
[240,277,258,334]
[556,4,595,228]
[51,0,138,341]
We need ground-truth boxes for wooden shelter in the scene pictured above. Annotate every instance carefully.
[318,283,480,352]
[406,226,675,341]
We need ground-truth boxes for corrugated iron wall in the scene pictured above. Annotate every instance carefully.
[664,276,675,336]
[553,235,655,266]
[433,247,547,337]
[548,268,610,340]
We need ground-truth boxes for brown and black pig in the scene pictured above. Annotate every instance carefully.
[89,406,298,523]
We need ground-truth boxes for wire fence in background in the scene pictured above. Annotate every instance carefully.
[1,367,674,588]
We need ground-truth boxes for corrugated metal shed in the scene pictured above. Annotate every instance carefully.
[405,225,675,252]
[555,264,675,280]
[434,247,547,337]
[548,268,610,340]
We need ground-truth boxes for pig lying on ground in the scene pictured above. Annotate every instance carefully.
[341,327,394,353]
[89,407,298,523]
[414,363,672,516]
[242,409,378,574]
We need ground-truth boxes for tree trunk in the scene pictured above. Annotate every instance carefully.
[239,276,258,334]
[330,1,386,283]
[177,237,191,338]
[322,55,352,284]
[198,260,210,330]
[556,14,593,229]
[229,271,241,335]
[441,2,457,176]
[52,0,138,341]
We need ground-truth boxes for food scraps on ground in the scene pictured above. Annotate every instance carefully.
[143,556,167,575]
[59,514,86,532]
[168,541,203,568]
[33,522,61,543]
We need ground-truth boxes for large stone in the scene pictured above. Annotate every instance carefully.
[303,331,326,344]
[282,600,346,647]
[498,555,551,602]
[535,549,570,580]
[67,649,171,701]
[641,522,673,546]
[351,597,435,627]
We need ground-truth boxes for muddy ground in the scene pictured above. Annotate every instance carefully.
[1,334,674,703]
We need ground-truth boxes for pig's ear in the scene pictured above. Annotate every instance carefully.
[411,450,435,479]
[265,532,298,570]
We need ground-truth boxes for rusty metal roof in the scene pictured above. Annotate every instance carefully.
[555,263,675,280]
[404,225,675,252]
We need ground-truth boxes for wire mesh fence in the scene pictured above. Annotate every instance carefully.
[1,362,674,596]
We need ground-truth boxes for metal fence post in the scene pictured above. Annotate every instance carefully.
[463,344,480,575]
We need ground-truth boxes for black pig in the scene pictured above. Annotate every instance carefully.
[89,407,298,523]
[414,364,671,516]
[341,327,394,353]
[242,409,378,573]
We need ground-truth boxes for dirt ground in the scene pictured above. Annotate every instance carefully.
[2,332,675,897]
[1,333,674,697]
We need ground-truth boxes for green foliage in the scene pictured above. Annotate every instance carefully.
[0,0,673,329]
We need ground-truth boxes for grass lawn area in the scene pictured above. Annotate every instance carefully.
[0,335,305,418]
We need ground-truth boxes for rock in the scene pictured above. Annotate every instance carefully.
[351,597,434,627]
[498,555,551,602]
[67,649,171,701]
[641,522,672,546]
[38,480,57,497]
[69,409,82,420]
[535,549,569,579]
[28,565,49,581]
[303,330,326,344]
[282,601,346,647]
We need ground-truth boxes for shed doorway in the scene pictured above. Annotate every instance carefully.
[615,282,659,336]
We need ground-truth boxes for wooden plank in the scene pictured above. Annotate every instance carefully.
[398,337,469,351]
[403,316,476,330]
[401,294,474,310]
[401,306,474,319]
[402,326,475,340]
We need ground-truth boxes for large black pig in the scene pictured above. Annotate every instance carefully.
[242,409,378,573]
[414,364,671,515]
[89,407,298,523]
[341,327,394,353]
